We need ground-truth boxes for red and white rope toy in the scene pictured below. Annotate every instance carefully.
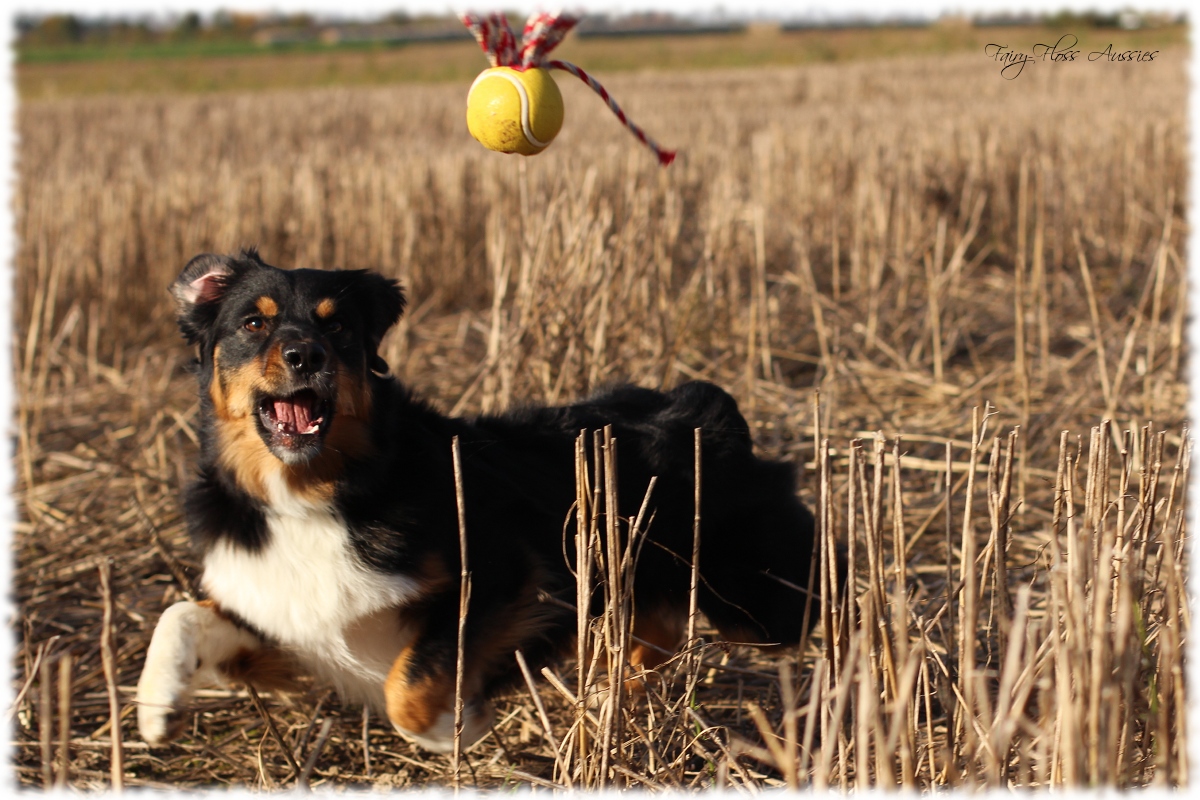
[461,11,676,166]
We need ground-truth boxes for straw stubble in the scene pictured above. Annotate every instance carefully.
[11,47,1187,790]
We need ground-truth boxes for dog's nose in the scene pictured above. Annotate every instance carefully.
[281,341,327,374]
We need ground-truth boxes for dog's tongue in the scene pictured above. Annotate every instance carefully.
[274,396,319,435]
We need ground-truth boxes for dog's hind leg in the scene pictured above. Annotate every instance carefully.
[616,606,684,695]
[383,634,494,754]
[137,600,293,746]
[628,607,686,671]
[383,584,561,753]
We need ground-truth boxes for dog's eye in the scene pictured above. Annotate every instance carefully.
[326,320,344,334]
[244,317,265,332]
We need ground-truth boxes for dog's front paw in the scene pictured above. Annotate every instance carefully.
[137,600,268,745]
[137,662,196,747]
[136,697,190,747]
[136,602,205,746]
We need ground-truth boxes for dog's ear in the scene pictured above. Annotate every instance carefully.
[347,271,405,373]
[171,254,237,344]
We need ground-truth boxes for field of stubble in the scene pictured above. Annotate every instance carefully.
[12,46,1190,790]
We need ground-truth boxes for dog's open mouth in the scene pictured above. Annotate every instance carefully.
[256,389,333,455]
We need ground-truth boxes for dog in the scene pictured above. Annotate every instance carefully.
[136,249,823,754]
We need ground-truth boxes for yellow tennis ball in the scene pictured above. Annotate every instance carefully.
[466,67,564,156]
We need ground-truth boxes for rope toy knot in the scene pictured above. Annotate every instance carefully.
[460,11,676,166]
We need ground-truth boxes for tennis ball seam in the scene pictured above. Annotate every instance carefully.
[468,69,549,149]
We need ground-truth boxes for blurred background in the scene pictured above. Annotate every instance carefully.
[16,5,1186,96]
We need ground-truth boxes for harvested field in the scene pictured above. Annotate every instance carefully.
[12,46,1190,790]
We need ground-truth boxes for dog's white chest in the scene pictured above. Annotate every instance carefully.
[201,484,420,705]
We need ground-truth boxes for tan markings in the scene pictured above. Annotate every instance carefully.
[628,610,685,671]
[196,599,232,619]
[315,298,336,318]
[218,647,301,692]
[256,296,279,317]
[208,345,229,419]
[261,342,289,383]
[621,609,685,694]
[214,422,276,502]
[384,629,468,735]
[384,571,544,737]
[211,353,278,502]
[210,347,375,503]
[210,352,261,424]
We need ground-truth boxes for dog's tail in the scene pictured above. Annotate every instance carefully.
[663,382,843,649]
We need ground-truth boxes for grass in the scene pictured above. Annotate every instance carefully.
[10,41,1189,790]
[17,38,340,64]
[15,22,1187,98]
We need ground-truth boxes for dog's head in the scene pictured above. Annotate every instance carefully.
[172,250,404,485]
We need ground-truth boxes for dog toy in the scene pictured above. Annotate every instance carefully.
[467,66,564,156]
[461,12,676,166]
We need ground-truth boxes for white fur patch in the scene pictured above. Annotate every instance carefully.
[394,701,495,754]
[201,471,422,709]
[136,601,262,745]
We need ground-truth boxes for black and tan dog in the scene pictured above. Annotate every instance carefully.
[136,249,822,753]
